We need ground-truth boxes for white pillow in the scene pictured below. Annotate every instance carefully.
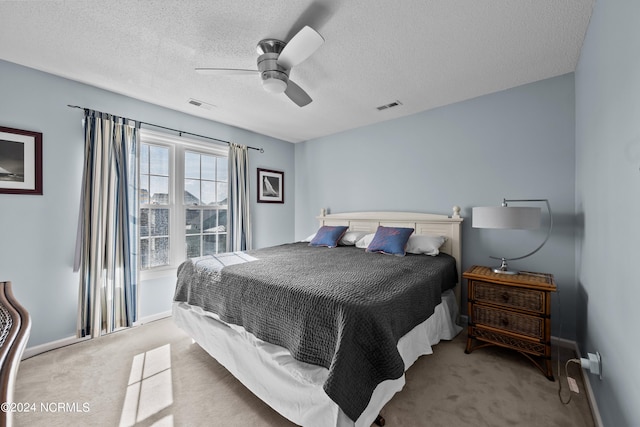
[302,233,316,242]
[340,230,369,246]
[355,233,375,249]
[405,235,447,256]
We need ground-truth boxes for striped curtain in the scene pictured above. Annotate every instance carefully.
[75,110,138,338]
[227,143,252,251]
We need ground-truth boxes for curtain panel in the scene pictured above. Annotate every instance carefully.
[75,110,139,338]
[228,143,252,251]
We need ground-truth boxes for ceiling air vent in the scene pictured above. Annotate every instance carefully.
[376,100,403,111]
[188,98,216,110]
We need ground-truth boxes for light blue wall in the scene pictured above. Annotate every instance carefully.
[575,0,640,425]
[3,8,634,421]
[295,74,577,338]
[0,59,294,347]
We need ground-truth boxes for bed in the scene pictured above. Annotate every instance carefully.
[172,209,464,426]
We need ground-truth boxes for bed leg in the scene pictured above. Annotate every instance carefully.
[374,414,386,426]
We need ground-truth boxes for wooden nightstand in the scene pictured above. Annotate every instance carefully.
[464,265,556,381]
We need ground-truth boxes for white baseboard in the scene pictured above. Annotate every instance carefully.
[133,310,172,326]
[22,335,90,360]
[551,335,577,350]
[551,336,604,427]
[22,311,173,360]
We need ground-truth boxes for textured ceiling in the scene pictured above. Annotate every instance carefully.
[0,0,593,143]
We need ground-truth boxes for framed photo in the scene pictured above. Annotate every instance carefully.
[0,126,43,195]
[257,168,284,203]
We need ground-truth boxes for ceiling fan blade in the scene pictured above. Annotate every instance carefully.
[195,68,258,75]
[277,26,324,69]
[285,80,312,107]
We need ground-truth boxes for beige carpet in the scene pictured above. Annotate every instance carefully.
[13,317,595,427]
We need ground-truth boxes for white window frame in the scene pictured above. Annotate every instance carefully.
[139,129,228,280]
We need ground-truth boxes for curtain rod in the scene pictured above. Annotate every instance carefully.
[66,104,264,153]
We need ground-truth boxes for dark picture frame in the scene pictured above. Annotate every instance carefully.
[257,168,284,203]
[0,126,43,195]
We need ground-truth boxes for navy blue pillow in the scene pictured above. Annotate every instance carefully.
[309,226,349,248]
[366,226,414,256]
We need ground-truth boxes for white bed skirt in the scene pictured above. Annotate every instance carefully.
[172,289,462,427]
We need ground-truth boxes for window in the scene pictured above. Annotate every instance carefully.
[139,144,171,269]
[184,151,228,258]
[138,130,228,276]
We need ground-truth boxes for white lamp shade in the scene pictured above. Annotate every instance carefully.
[472,206,541,230]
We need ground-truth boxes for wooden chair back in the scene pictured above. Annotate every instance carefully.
[0,282,31,427]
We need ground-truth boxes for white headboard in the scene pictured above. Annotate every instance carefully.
[317,207,464,311]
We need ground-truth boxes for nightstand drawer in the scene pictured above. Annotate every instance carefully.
[472,281,545,314]
[472,305,543,339]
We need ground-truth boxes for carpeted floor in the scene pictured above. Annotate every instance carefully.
[13,317,595,427]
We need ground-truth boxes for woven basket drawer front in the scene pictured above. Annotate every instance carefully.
[473,305,543,339]
[473,281,544,314]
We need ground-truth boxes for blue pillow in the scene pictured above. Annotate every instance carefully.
[366,226,414,256]
[309,226,349,248]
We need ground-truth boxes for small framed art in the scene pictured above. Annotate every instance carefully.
[0,126,43,195]
[257,168,284,203]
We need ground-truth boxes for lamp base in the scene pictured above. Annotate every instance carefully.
[492,267,519,275]
[491,258,519,275]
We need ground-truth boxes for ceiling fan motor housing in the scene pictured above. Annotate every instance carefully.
[257,40,290,93]
[258,53,289,93]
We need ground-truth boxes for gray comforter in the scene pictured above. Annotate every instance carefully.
[174,242,457,421]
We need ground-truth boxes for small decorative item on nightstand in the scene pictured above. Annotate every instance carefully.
[464,265,556,381]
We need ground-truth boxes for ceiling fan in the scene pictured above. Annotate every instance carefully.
[196,26,324,107]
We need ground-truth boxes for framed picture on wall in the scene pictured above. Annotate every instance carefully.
[257,168,284,203]
[0,126,43,195]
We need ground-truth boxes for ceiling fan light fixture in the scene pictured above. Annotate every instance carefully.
[261,69,288,93]
[262,78,287,93]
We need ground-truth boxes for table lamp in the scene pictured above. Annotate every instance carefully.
[472,198,552,274]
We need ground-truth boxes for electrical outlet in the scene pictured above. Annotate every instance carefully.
[595,351,603,380]
[580,351,603,380]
